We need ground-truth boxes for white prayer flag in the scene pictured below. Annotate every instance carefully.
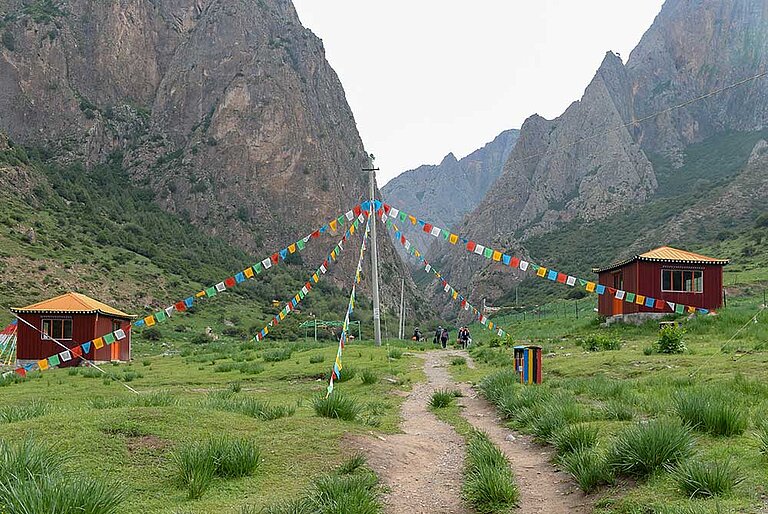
[474,244,485,255]
[114,329,126,340]
[519,260,529,271]
[566,276,576,286]
[430,226,440,237]
[215,282,226,292]
[262,258,272,269]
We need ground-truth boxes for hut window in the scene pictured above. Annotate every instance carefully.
[662,269,703,293]
[42,318,73,340]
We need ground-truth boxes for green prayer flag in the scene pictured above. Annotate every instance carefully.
[625,293,636,303]
[48,354,60,367]
[398,212,407,222]
[103,333,116,344]
[578,279,588,287]
[297,239,305,250]
[483,247,493,259]
[675,304,685,314]
[206,287,217,297]
[386,219,393,229]
[337,215,345,226]
[254,263,263,274]
[530,264,540,271]
[442,230,449,240]
[155,311,166,322]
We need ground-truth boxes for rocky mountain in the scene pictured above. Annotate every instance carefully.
[381,129,518,260]
[442,0,768,305]
[0,0,426,317]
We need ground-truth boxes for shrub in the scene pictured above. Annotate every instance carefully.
[608,419,694,477]
[478,370,521,404]
[311,467,381,514]
[262,347,293,362]
[228,381,242,393]
[530,401,584,441]
[0,438,65,483]
[0,399,51,424]
[756,422,768,457]
[206,392,294,421]
[334,367,357,383]
[673,390,748,436]
[387,348,403,359]
[238,362,265,375]
[656,326,686,354]
[450,356,467,366]
[208,437,261,478]
[142,327,163,341]
[135,390,178,407]
[360,369,378,385]
[215,362,238,373]
[463,431,519,512]
[560,449,613,493]
[309,354,324,364]
[578,335,622,352]
[429,389,455,409]
[313,393,361,421]
[672,459,744,498]
[552,423,599,456]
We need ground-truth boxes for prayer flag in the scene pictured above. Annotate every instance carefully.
[390,207,399,218]
[184,298,194,309]
[408,215,417,225]
[279,249,288,260]
[483,247,493,259]
[655,299,665,310]
[536,267,547,278]
[94,337,104,349]
[645,297,655,308]
[195,291,206,298]
[475,244,485,255]
[103,333,115,345]
[625,293,635,303]
[635,295,645,305]
[297,239,306,251]
[511,257,520,268]
[175,301,187,312]
[71,346,82,359]
[675,304,684,314]
[466,241,476,252]
[585,282,596,293]
[82,342,91,354]
[155,310,167,322]
[423,223,433,233]
[235,272,245,283]
[449,233,459,244]
[60,350,72,362]
[596,284,606,295]
[519,260,529,271]
[48,354,60,367]
[254,262,264,274]
[271,253,280,264]
[615,290,625,300]
[557,273,567,284]
[262,258,272,269]
[224,277,236,288]
[547,270,558,281]
[37,359,49,371]
[115,328,127,340]
[566,276,576,286]
[144,315,156,326]
[502,254,511,265]
[205,287,217,298]
[667,301,676,311]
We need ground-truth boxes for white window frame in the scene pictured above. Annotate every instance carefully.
[661,269,703,294]
[41,318,74,340]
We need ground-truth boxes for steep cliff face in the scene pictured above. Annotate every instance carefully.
[0,0,424,315]
[444,0,768,304]
[381,129,518,260]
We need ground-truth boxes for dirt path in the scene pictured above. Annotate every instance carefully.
[442,350,592,514]
[348,350,591,514]
[345,352,472,514]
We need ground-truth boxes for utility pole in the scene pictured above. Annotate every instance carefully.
[364,154,382,347]
[398,277,405,340]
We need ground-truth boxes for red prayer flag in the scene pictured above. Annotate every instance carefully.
[383,203,391,214]
[655,299,666,310]
[271,253,279,264]
[423,223,433,233]
[607,287,617,295]
[353,205,362,217]
[400,235,406,244]
[15,368,25,377]
[557,273,567,284]
[510,257,520,268]
[175,301,187,312]
[311,230,320,239]
[224,277,236,288]
[71,346,82,358]
[305,282,312,291]
[467,241,477,252]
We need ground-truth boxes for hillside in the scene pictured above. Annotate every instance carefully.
[0,0,426,318]
[437,0,768,307]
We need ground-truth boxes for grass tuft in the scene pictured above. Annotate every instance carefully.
[530,400,584,441]
[0,474,126,514]
[429,389,456,409]
[672,459,744,498]
[674,390,748,436]
[450,356,467,366]
[0,399,51,424]
[387,348,403,359]
[206,391,295,421]
[360,369,378,385]
[262,347,293,362]
[313,393,362,421]
[337,454,367,475]
[463,431,518,513]
[309,354,324,364]
[608,419,694,477]
[560,448,613,493]
[756,421,768,457]
[552,423,598,456]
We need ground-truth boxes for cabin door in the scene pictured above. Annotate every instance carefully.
[612,272,624,315]
[111,342,119,361]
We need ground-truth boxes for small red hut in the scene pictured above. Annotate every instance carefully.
[11,292,134,366]
[593,246,728,317]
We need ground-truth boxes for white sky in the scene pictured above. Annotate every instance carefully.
[293,1,666,185]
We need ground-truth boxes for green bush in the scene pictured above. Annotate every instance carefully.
[672,459,744,498]
[0,475,126,514]
[656,326,686,354]
[206,392,294,421]
[552,423,598,456]
[309,354,324,364]
[429,389,455,409]
[450,356,467,366]
[578,335,622,352]
[0,438,65,483]
[530,400,584,441]
[478,370,521,404]
[387,348,403,359]
[463,431,519,513]
[602,400,634,421]
[608,419,694,477]
[313,393,361,421]
[674,390,748,436]
[0,400,51,424]
[560,448,613,493]
[360,369,378,385]
[262,347,293,362]
[336,454,367,475]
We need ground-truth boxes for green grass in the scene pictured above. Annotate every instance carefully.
[429,389,456,409]
[673,389,748,436]
[206,391,295,421]
[0,399,51,423]
[463,430,519,513]
[672,459,744,499]
[313,393,362,422]
[559,448,614,493]
[172,437,261,498]
[0,474,126,514]
[360,369,378,385]
[552,423,599,456]
[608,419,694,478]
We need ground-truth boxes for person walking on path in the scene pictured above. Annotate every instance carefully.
[433,325,442,346]
[457,326,470,349]
[440,327,449,349]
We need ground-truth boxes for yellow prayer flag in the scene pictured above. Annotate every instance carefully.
[244,267,254,279]
[414,250,421,258]
[288,244,296,254]
[449,233,459,244]
[144,315,156,327]
[687,306,696,313]
[195,290,206,298]
[536,267,547,278]
[635,295,645,305]
[37,359,49,370]
[350,224,356,235]
[492,250,502,262]
[94,337,104,349]
[279,311,286,320]
[335,355,342,370]
[295,294,301,303]
[329,219,338,232]
[452,290,458,300]
[264,326,269,335]
[488,321,494,330]
[312,273,320,283]
[408,215,417,225]
[585,282,596,292]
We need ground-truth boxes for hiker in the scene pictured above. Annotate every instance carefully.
[433,325,442,345]
[457,326,470,349]
[440,327,449,349]
[412,327,423,342]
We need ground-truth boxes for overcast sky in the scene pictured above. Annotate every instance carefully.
[293,1,666,185]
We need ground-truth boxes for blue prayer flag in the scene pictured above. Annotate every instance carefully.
[235,272,245,283]
[596,284,606,295]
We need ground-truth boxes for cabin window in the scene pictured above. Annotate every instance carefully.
[41,318,73,340]
[112,320,121,333]
[661,269,703,293]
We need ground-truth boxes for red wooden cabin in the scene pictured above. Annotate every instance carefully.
[11,292,134,366]
[593,246,728,317]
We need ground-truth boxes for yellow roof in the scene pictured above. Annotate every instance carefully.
[11,292,135,319]
[593,246,728,273]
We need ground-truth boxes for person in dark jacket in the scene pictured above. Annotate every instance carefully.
[457,326,470,349]
[440,327,449,349]
[433,326,442,345]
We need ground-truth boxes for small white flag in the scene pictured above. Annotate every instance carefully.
[615,290,625,300]
[474,244,485,255]
[357,213,365,223]
[519,260,529,271]
[390,208,399,218]
[444,284,451,293]
[60,350,72,362]
[430,226,440,237]
[345,210,354,221]
[215,282,226,292]
[114,329,126,340]
[262,258,272,269]
[320,264,327,274]
[566,276,576,286]
[425,264,432,273]
[667,301,676,311]
[165,306,175,318]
